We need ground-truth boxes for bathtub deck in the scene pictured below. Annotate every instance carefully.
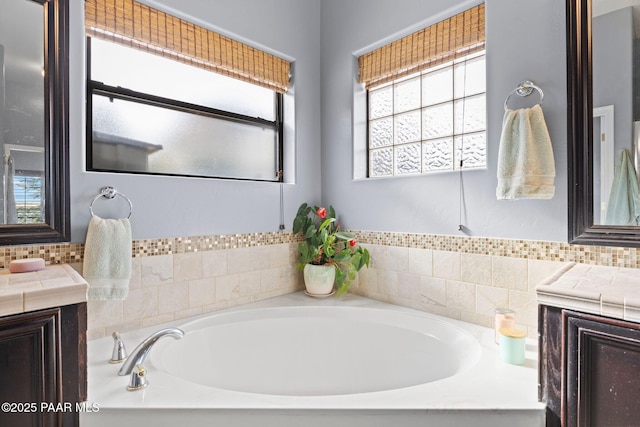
[81,292,545,427]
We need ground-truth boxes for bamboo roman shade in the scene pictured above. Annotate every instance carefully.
[85,0,291,93]
[358,3,485,89]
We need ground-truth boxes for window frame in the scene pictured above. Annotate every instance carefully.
[365,50,487,178]
[85,37,285,183]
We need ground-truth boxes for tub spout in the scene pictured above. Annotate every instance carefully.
[118,327,184,376]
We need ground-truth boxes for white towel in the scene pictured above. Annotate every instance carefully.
[496,104,555,199]
[605,149,640,225]
[83,215,132,300]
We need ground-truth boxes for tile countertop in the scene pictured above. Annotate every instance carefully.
[0,264,88,317]
[536,263,640,323]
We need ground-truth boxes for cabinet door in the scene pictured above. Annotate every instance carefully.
[539,305,563,427]
[0,308,61,427]
[565,310,640,427]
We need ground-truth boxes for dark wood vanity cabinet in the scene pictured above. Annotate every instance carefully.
[0,303,87,427]
[539,305,640,427]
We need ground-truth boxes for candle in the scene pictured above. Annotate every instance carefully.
[494,308,516,344]
[498,327,527,365]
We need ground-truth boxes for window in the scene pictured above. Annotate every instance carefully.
[84,0,290,182]
[13,174,43,224]
[359,4,485,178]
[3,147,45,224]
[367,51,486,176]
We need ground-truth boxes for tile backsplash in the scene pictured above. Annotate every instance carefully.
[349,244,570,338]
[79,243,302,340]
[2,230,640,340]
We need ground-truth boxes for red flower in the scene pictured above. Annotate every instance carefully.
[317,207,327,218]
[349,238,357,247]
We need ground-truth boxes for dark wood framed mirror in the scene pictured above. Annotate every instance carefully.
[567,0,640,247]
[0,0,69,245]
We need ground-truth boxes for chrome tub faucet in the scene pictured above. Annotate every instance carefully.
[117,327,185,376]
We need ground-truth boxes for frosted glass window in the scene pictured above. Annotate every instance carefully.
[454,133,486,170]
[394,143,421,175]
[370,147,394,177]
[91,39,275,120]
[454,54,486,98]
[87,38,283,182]
[454,94,486,134]
[423,103,453,139]
[91,94,277,180]
[423,138,454,172]
[369,86,393,119]
[366,51,486,177]
[369,118,393,148]
[394,111,421,144]
[394,77,420,113]
[422,66,453,107]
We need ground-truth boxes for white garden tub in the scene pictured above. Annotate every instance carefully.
[81,293,545,427]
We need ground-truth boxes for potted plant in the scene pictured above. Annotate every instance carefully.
[293,203,370,296]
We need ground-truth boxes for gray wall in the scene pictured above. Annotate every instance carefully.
[68,0,322,242]
[67,0,571,244]
[593,7,633,157]
[320,0,568,242]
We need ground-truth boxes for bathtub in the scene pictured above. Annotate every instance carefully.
[81,292,545,427]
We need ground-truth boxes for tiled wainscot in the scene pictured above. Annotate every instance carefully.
[3,231,640,341]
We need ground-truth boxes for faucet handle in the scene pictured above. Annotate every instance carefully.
[109,331,128,364]
[126,364,149,391]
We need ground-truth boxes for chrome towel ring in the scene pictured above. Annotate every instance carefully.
[504,80,544,111]
[89,186,133,219]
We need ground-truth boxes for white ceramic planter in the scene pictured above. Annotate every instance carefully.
[303,264,336,295]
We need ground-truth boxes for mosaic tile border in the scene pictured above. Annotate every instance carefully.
[0,231,302,269]
[354,231,640,268]
[1,230,640,269]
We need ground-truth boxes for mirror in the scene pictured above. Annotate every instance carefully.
[0,0,69,244]
[567,0,640,246]
[591,1,640,226]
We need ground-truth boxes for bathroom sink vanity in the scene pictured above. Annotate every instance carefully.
[0,265,88,427]
[537,264,640,427]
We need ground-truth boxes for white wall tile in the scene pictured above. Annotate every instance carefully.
[140,254,173,287]
[188,277,216,307]
[461,253,492,285]
[369,245,409,272]
[377,270,399,296]
[408,248,433,276]
[475,284,509,317]
[158,281,189,314]
[397,272,420,300]
[419,276,447,307]
[202,250,228,277]
[88,299,124,329]
[216,274,240,303]
[492,257,528,291]
[508,289,538,328]
[239,271,261,297]
[446,280,475,313]
[260,268,279,293]
[173,252,203,282]
[123,287,158,321]
[433,250,461,281]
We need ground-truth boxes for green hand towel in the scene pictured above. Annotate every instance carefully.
[83,215,132,300]
[496,104,555,200]
[605,149,640,226]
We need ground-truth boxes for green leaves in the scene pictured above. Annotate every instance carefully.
[334,231,354,241]
[292,202,371,296]
[304,224,316,239]
[319,217,336,231]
